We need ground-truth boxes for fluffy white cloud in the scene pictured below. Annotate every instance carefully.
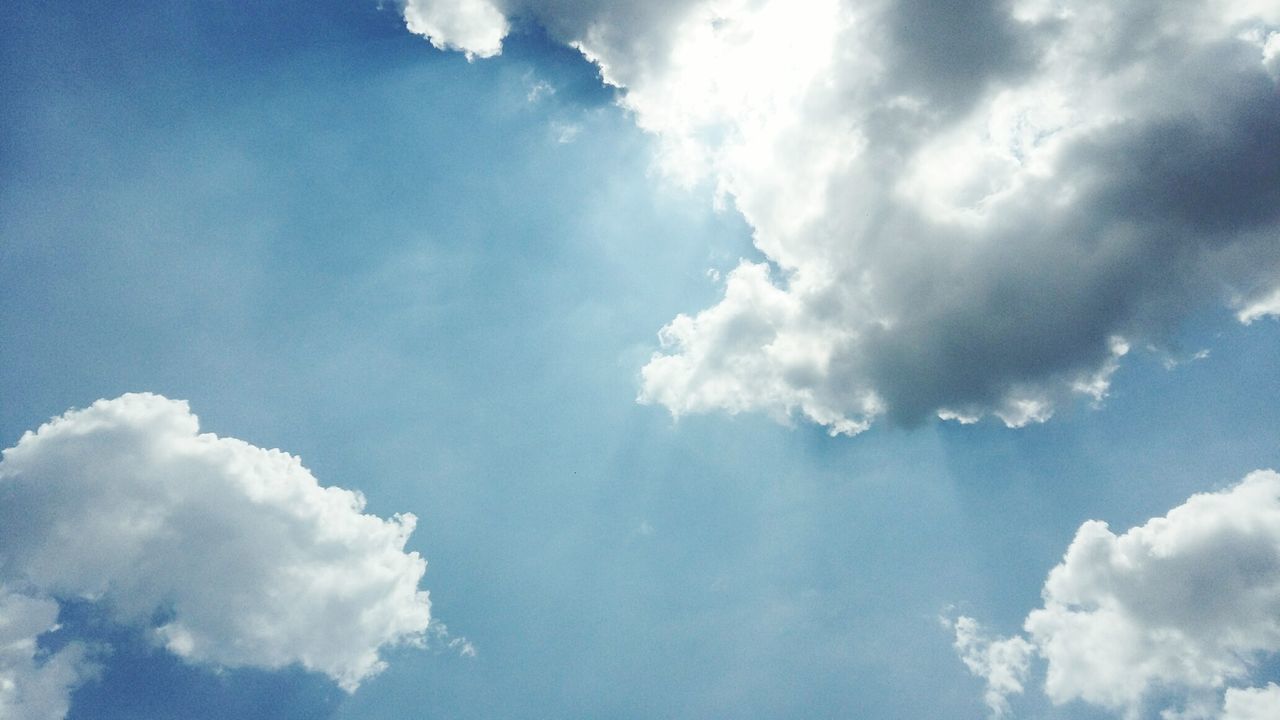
[401,0,1280,433]
[1222,684,1280,720]
[0,591,93,720]
[0,393,433,715]
[954,470,1280,718]
[402,0,508,59]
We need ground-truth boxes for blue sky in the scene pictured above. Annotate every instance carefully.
[3,2,1280,719]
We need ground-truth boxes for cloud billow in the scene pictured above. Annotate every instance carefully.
[0,393,433,719]
[400,0,1280,433]
[952,469,1280,719]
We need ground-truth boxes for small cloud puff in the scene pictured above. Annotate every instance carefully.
[526,78,555,103]
[402,0,508,59]
[0,393,434,718]
[950,616,1034,718]
[1237,286,1280,325]
[428,620,478,658]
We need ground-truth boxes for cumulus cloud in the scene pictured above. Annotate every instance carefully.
[0,591,93,720]
[953,470,1280,718]
[0,393,433,716]
[402,0,508,59]
[400,0,1280,433]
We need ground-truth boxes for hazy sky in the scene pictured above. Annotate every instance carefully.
[2,2,1280,719]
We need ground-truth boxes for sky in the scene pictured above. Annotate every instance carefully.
[1,1,1279,719]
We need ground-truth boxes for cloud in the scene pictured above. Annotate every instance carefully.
[550,120,582,143]
[0,591,94,720]
[402,0,508,59]
[1237,286,1280,324]
[953,470,1280,718]
[950,616,1034,718]
[0,393,433,715]
[400,0,1280,433]
[1222,684,1280,720]
[1263,30,1280,78]
[427,620,478,658]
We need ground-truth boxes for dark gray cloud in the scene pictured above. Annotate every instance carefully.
[865,72,1280,424]
[885,0,1032,110]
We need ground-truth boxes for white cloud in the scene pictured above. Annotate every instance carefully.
[402,0,508,59]
[0,591,94,720]
[427,620,478,658]
[1158,347,1212,371]
[954,470,1280,718]
[951,616,1034,718]
[1262,31,1280,78]
[1237,286,1280,324]
[400,0,1280,433]
[1222,684,1280,720]
[0,393,433,715]
[526,79,554,103]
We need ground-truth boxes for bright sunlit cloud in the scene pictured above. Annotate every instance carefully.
[402,0,1280,434]
[953,470,1280,719]
[0,394,433,718]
